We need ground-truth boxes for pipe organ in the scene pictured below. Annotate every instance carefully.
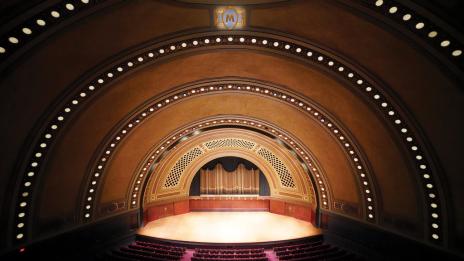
[200,163,260,194]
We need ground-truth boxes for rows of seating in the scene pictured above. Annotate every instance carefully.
[194,253,265,258]
[196,248,264,254]
[192,247,267,261]
[104,240,186,261]
[102,236,363,261]
[275,242,326,255]
[134,240,186,253]
[274,239,361,261]
[273,236,324,252]
[274,241,322,252]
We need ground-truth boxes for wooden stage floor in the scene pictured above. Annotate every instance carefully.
[138,211,321,243]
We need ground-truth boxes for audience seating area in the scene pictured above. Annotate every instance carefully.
[273,237,361,261]
[105,240,186,260]
[103,235,363,261]
[192,248,267,261]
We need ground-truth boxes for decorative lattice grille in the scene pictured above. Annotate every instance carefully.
[204,138,255,150]
[164,147,203,187]
[257,148,295,188]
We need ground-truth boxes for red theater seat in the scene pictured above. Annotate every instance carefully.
[192,247,267,261]
[103,236,362,261]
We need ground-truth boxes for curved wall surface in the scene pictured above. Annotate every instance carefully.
[0,0,462,258]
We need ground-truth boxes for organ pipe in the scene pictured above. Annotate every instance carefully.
[200,163,259,194]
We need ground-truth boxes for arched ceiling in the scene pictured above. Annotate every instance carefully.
[80,77,383,224]
[141,128,315,206]
[0,0,462,256]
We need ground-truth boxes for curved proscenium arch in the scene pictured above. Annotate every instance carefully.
[81,79,377,225]
[129,116,328,221]
[12,31,444,244]
[141,128,317,209]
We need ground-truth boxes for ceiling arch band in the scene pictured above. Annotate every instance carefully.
[127,116,330,215]
[11,32,443,245]
[80,79,377,225]
[0,0,462,73]
[360,0,463,67]
[0,0,97,70]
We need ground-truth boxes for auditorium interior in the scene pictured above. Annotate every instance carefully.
[0,0,463,260]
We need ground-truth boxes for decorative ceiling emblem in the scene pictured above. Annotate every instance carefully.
[214,6,246,30]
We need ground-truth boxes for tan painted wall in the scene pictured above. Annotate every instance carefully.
[0,0,461,247]
[38,51,416,235]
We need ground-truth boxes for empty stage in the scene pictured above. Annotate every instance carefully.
[138,211,320,243]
